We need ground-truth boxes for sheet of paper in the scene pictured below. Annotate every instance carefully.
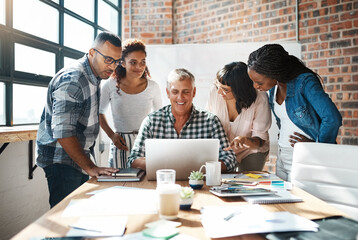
[201,205,318,238]
[86,186,143,195]
[112,232,198,240]
[63,188,158,217]
[67,216,127,237]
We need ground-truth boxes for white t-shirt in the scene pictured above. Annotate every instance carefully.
[273,86,311,148]
[99,78,162,132]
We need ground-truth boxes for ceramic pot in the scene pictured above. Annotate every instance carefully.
[189,179,204,189]
[180,197,193,210]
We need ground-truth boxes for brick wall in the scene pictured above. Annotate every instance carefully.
[122,0,173,44]
[122,0,358,145]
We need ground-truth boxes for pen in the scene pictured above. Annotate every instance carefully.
[224,210,241,221]
[69,225,102,233]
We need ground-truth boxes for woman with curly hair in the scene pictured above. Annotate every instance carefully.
[99,39,162,168]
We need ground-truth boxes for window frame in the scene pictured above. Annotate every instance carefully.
[0,0,122,126]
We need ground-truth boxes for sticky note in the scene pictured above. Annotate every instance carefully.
[245,173,263,179]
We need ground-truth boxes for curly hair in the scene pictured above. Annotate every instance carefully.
[216,62,256,114]
[114,39,150,93]
[247,44,321,84]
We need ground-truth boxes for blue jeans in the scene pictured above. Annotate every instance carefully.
[43,163,89,208]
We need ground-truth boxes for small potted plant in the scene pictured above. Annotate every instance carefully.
[188,170,204,189]
[180,186,194,210]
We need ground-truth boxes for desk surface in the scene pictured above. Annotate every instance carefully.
[0,125,38,143]
[12,176,345,240]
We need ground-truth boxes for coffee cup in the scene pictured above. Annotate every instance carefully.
[157,183,181,220]
[199,161,221,186]
[156,169,176,186]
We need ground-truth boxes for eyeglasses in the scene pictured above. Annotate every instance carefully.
[214,80,232,94]
[93,49,121,65]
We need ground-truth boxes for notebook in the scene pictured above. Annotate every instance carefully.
[112,168,142,177]
[241,190,303,204]
[145,138,220,180]
[97,170,145,182]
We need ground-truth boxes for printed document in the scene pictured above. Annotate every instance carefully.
[201,205,318,238]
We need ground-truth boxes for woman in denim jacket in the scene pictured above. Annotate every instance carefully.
[247,44,342,181]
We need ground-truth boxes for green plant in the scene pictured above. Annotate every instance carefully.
[188,170,204,180]
[180,186,194,199]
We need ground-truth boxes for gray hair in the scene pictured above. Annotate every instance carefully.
[166,68,195,89]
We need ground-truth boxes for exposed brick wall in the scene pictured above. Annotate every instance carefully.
[299,0,358,145]
[122,0,173,44]
[122,0,358,145]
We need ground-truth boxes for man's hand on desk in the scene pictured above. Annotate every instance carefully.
[131,157,146,170]
[86,166,119,177]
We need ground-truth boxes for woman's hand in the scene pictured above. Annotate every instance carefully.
[289,132,313,147]
[111,133,129,151]
[224,136,263,151]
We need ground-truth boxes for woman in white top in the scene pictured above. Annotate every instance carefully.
[99,39,162,168]
[206,62,271,171]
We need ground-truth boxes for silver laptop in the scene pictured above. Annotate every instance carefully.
[145,138,220,180]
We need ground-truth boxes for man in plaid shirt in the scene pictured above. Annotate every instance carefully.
[129,68,236,172]
[36,32,121,208]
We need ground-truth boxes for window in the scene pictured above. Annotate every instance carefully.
[13,84,47,125]
[13,0,59,43]
[0,0,122,126]
[98,0,119,34]
[64,56,78,67]
[64,14,94,52]
[64,0,94,21]
[15,44,56,76]
[0,83,4,125]
[107,0,118,5]
[0,0,5,25]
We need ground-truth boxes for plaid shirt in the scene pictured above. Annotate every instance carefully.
[36,55,101,172]
[128,105,237,171]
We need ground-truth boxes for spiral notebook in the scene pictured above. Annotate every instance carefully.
[241,190,303,204]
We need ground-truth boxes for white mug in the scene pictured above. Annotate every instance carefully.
[199,161,221,186]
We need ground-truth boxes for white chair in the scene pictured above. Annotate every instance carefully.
[291,142,358,221]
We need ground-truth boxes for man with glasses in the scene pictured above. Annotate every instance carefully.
[36,31,122,208]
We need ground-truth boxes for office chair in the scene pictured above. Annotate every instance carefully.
[291,142,358,221]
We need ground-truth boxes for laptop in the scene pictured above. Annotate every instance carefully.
[145,138,220,180]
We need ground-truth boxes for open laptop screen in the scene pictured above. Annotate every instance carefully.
[145,138,219,180]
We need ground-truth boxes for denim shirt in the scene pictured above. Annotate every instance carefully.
[268,73,342,143]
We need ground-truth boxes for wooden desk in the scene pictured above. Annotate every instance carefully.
[12,177,345,240]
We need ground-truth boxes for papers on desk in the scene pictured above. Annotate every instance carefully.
[201,205,318,238]
[62,186,158,217]
[67,216,127,237]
